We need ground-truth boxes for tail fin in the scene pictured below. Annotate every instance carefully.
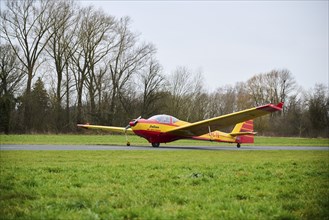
[230,120,256,143]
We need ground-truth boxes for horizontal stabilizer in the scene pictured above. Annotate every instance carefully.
[230,131,257,136]
[231,120,255,143]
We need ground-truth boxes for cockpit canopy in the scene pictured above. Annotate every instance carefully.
[148,114,179,124]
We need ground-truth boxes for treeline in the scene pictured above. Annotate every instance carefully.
[0,0,328,137]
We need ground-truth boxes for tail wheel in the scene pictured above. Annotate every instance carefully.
[237,143,241,148]
[152,143,160,148]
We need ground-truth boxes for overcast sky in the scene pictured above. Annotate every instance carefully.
[80,0,328,91]
[1,1,326,91]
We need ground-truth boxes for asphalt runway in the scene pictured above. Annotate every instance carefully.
[0,144,328,151]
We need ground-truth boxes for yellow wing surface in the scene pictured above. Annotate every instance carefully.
[166,102,283,137]
[77,124,135,135]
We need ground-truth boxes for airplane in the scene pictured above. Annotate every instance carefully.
[77,102,284,148]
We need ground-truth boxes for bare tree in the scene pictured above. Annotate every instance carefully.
[283,94,306,137]
[0,44,25,133]
[185,72,207,122]
[1,0,56,130]
[84,12,116,122]
[264,69,296,105]
[45,0,77,132]
[234,81,253,111]
[107,17,155,125]
[166,66,192,119]
[138,59,165,117]
[246,69,297,133]
[207,85,236,120]
[247,69,296,106]
[165,67,207,121]
[307,84,329,137]
[92,63,111,123]
[246,73,267,106]
[70,6,115,124]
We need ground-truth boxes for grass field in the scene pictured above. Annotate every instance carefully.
[1,134,328,146]
[0,150,328,219]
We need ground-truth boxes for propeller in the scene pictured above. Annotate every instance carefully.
[127,116,142,128]
[124,116,141,146]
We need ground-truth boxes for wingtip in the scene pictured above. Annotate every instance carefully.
[77,123,90,129]
[276,102,284,109]
[77,123,90,126]
[256,102,284,112]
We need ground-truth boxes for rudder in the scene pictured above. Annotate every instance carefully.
[231,120,255,143]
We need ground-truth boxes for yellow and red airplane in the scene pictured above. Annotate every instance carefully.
[78,102,283,148]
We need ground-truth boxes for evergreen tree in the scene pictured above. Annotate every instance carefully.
[30,78,50,132]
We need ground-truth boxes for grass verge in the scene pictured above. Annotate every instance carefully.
[1,134,328,146]
[0,150,328,219]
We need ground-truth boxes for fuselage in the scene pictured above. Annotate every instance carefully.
[130,115,187,143]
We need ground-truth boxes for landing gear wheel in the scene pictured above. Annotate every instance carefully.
[237,143,241,148]
[152,143,160,148]
[126,142,130,146]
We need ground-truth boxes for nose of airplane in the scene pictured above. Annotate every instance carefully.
[129,121,136,127]
[129,116,142,127]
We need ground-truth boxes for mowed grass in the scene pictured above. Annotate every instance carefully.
[0,150,328,219]
[1,134,328,146]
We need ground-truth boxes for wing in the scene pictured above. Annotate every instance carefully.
[167,102,284,137]
[77,124,135,135]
